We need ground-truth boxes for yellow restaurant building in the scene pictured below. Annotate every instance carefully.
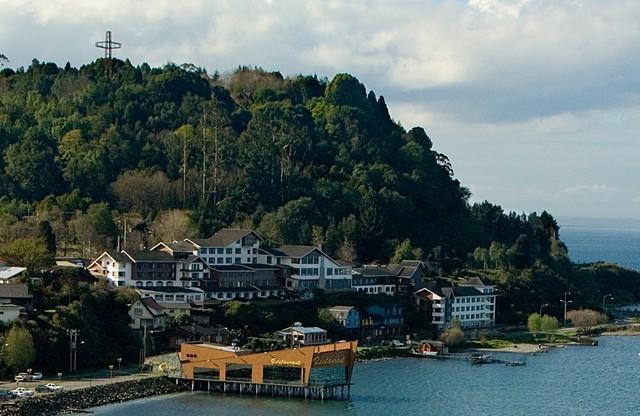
[176,340,358,400]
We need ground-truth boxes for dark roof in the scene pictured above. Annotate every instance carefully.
[170,241,196,252]
[243,263,279,270]
[123,250,175,262]
[188,229,262,247]
[136,286,203,294]
[451,286,485,297]
[209,287,260,293]
[103,251,128,262]
[0,283,32,299]
[459,277,486,287]
[278,245,317,258]
[352,266,395,277]
[140,297,165,316]
[210,265,254,272]
[259,247,288,257]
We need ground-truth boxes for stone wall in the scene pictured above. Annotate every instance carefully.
[0,376,182,416]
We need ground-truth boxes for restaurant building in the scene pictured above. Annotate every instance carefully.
[175,340,358,400]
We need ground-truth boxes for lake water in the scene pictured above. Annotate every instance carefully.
[561,226,640,271]
[90,336,640,416]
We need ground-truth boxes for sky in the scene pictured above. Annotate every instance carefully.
[1,0,639,220]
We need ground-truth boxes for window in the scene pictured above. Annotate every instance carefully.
[235,258,241,264]
[135,281,143,287]
[327,268,333,276]
[165,295,174,301]
[226,258,232,264]
[156,295,164,301]
[235,248,241,254]
[166,281,173,287]
[266,256,272,264]
[133,308,143,316]
[226,248,232,254]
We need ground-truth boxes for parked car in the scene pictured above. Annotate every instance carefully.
[31,372,43,381]
[35,384,50,393]
[14,373,32,382]
[11,388,34,398]
[0,390,16,400]
[44,383,63,392]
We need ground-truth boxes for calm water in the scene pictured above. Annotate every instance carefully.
[91,336,640,416]
[561,226,640,271]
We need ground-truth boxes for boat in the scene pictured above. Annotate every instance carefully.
[410,341,448,358]
[504,360,526,366]
[469,353,495,364]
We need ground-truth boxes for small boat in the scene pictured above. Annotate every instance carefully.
[504,360,526,366]
[470,353,495,364]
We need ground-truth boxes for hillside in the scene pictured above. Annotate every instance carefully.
[0,59,557,265]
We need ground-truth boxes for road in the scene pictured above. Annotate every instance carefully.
[0,373,154,393]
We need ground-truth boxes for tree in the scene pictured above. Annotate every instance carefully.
[439,323,464,347]
[150,209,197,244]
[567,309,607,333]
[489,241,508,269]
[391,239,422,263]
[540,315,559,331]
[4,137,59,201]
[473,247,489,270]
[111,170,179,217]
[38,220,56,253]
[2,326,35,371]
[527,313,542,332]
[70,203,117,255]
[0,238,54,270]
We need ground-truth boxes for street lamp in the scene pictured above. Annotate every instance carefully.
[117,357,122,371]
[603,294,614,316]
[560,292,572,326]
[539,303,549,316]
[109,365,114,380]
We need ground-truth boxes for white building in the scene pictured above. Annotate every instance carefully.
[185,229,262,266]
[135,286,205,317]
[275,322,328,346]
[414,278,497,329]
[88,248,207,289]
[129,297,167,330]
[258,246,352,291]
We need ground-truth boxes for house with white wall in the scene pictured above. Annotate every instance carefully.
[414,278,497,329]
[275,322,328,346]
[129,297,167,330]
[258,245,352,292]
[185,229,262,266]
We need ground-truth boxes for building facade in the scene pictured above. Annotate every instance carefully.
[413,278,497,329]
[327,306,361,329]
[258,246,352,292]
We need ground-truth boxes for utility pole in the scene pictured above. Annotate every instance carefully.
[560,292,572,326]
[67,329,80,372]
[602,294,614,316]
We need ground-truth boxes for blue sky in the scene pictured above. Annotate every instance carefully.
[1,0,639,219]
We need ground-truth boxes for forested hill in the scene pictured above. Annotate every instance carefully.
[0,59,560,265]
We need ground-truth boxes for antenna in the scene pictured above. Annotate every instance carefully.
[95,30,121,77]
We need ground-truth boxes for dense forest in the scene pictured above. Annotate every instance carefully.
[0,58,639,322]
[0,59,561,263]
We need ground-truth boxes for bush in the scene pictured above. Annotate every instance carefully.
[440,325,464,347]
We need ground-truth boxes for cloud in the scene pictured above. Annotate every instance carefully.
[562,185,615,195]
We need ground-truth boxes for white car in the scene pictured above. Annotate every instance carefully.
[31,372,43,381]
[44,383,63,392]
[11,388,34,398]
[14,373,31,382]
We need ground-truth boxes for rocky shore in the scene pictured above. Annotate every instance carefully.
[0,377,182,416]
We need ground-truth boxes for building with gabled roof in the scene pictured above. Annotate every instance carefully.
[413,278,497,329]
[327,306,361,329]
[129,296,167,330]
[258,245,352,292]
[185,229,263,266]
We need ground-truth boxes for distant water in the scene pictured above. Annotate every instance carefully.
[90,336,640,416]
[561,226,640,271]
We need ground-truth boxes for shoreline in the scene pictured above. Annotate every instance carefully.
[0,377,182,416]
